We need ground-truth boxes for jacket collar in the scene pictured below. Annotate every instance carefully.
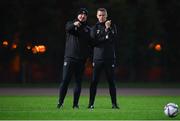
[96,21,105,26]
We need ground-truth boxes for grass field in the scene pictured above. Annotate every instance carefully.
[0,96,179,120]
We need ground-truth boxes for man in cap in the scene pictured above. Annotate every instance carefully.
[57,8,91,109]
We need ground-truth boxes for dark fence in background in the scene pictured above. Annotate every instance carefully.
[0,57,179,83]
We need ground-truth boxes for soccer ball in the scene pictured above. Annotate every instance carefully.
[164,103,179,117]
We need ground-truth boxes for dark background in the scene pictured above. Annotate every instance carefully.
[0,0,180,84]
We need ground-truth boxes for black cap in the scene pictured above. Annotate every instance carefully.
[77,8,88,16]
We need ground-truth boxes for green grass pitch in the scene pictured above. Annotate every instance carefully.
[0,96,179,120]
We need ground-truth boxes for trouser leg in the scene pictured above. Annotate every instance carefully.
[89,61,102,106]
[58,61,73,105]
[73,61,84,106]
[104,62,117,105]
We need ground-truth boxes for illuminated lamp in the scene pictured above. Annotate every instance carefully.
[154,44,162,51]
[2,40,9,47]
[12,43,17,49]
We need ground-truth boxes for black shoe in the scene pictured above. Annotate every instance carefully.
[112,104,119,109]
[57,104,63,109]
[88,105,94,109]
[73,105,79,109]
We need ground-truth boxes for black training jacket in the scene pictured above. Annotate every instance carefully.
[91,21,119,61]
[64,20,91,61]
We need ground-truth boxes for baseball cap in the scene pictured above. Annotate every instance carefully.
[77,8,88,16]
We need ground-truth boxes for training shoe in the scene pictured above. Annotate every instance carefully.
[73,105,79,109]
[88,105,94,109]
[57,104,63,109]
[112,104,119,109]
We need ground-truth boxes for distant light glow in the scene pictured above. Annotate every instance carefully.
[27,45,31,50]
[12,44,17,49]
[154,44,162,51]
[32,45,46,54]
[37,45,46,53]
[2,40,9,47]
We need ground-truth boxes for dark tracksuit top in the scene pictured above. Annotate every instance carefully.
[64,20,91,61]
[89,21,119,106]
[91,22,118,62]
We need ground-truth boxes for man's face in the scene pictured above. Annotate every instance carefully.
[97,11,107,23]
[77,13,87,22]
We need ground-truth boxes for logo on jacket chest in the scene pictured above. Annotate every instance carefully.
[97,30,100,34]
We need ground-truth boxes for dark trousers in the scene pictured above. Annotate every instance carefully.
[58,59,85,106]
[89,60,117,106]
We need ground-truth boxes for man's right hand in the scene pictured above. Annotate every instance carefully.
[74,21,81,27]
[105,20,111,29]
